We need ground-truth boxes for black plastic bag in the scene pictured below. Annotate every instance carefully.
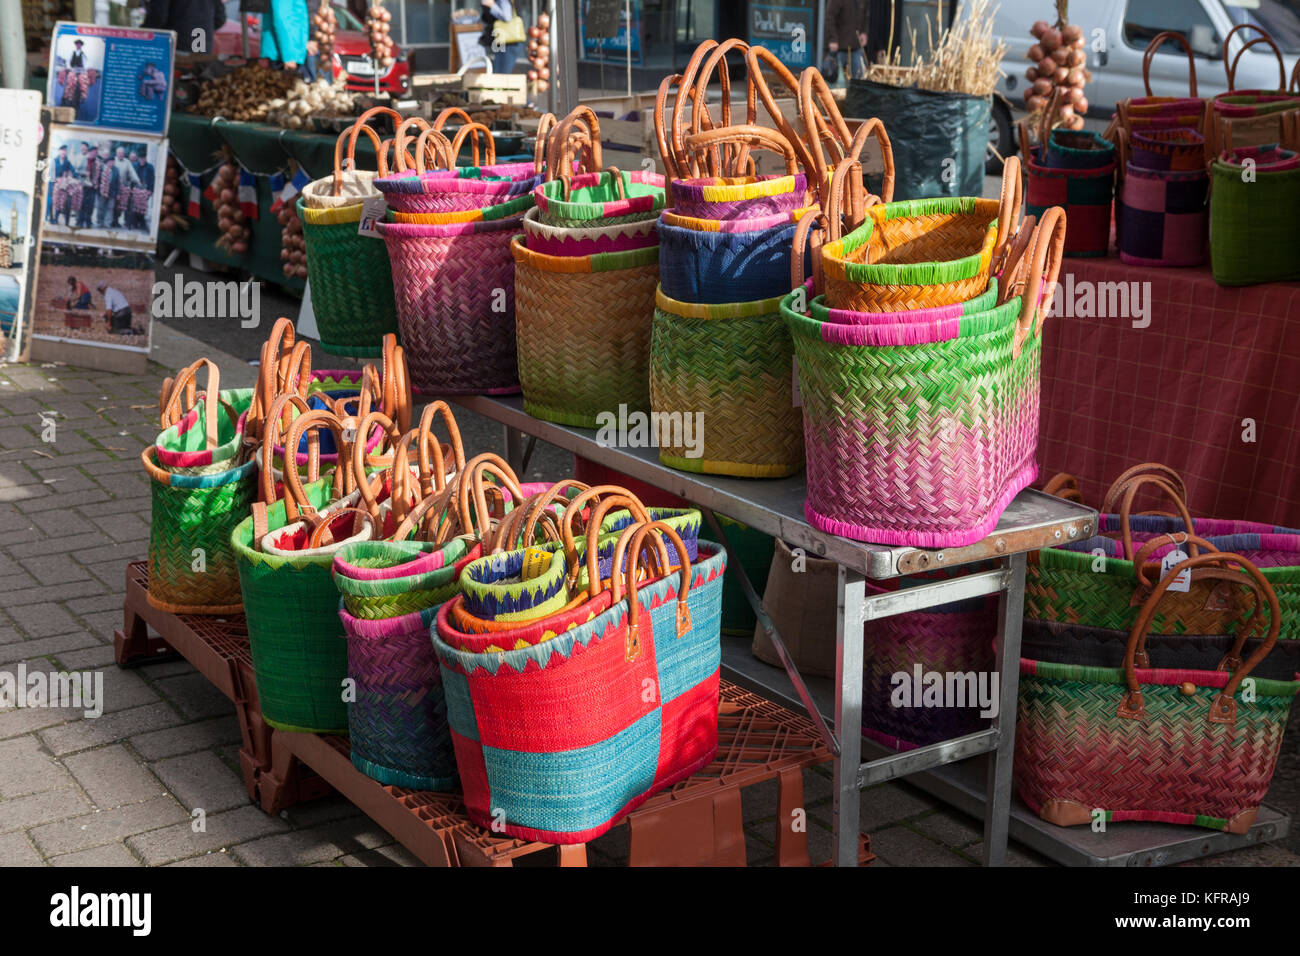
[845,79,990,200]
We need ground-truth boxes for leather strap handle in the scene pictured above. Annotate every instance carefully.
[159,357,222,448]
[449,122,497,168]
[559,485,650,594]
[1115,474,1197,561]
[1143,31,1198,97]
[747,46,816,176]
[1223,23,1285,91]
[1041,473,1083,503]
[1011,204,1065,357]
[687,38,757,176]
[258,391,312,513]
[1102,463,1189,516]
[611,521,694,660]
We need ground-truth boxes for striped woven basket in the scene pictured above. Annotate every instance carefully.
[388,191,534,224]
[533,168,667,227]
[1210,144,1300,286]
[154,358,253,474]
[657,208,811,305]
[1025,150,1115,258]
[1042,129,1116,170]
[1116,163,1208,267]
[1127,128,1207,171]
[144,448,256,615]
[432,520,727,844]
[332,538,468,619]
[520,205,659,257]
[782,205,1065,547]
[376,217,522,395]
[808,278,998,326]
[339,602,459,790]
[512,236,660,427]
[649,286,803,477]
[1016,551,1300,834]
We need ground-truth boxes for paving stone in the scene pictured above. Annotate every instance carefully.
[337,843,424,867]
[276,795,363,830]
[152,672,236,721]
[0,736,73,798]
[0,787,93,834]
[164,850,240,867]
[3,604,81,640]
[90,512,151,544]
[229,829,357,867]
[912,808,984,849]
[0,703,82,739]
[21,488,110,512]
[64,744,167,808]
[13,555,92,587]
[130,715,241,761]
[52,645,116,671]
[857,781,940,831]
[65,594,125,615]
[29,509,89,539]
[0,830,45,866]
[71,542,149,567]
[0,483,51,504]
[150,751,249,813]
[93,666,162,714]
[126,805,289,865]
[88,496,152,517]
[49,843,141,867]
[7,534,107,560]
[0,632,103,669]
[30,796,190,857]
[39,702,183,756]
[138,659,195,679]
[0,627,23,645]
[2,580,108,607]
[30,468,98,495]
[869,825,973,867]
[963,841,1052,867]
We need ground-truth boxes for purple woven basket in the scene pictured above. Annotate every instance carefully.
[374,167,542,215]
[670,173,809,220]
[375,217,521,395]
[339,602,457,790]
[1116,163,1208,267]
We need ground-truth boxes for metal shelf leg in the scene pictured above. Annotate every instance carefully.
[983,551,1026,865]
[833,566,867,867]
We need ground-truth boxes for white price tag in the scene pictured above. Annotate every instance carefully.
[1160,548,1191,593]
[357,196,387,237]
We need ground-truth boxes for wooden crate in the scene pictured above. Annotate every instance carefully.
[462,73,528,107]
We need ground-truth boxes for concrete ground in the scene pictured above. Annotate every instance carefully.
[0,264,1296,867]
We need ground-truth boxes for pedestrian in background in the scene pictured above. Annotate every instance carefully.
[480,0,526,74]
[825,0,868,86]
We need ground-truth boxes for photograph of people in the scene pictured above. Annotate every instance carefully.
[99,280,134,335]
[50,34,105,123]
[44,130,164,251]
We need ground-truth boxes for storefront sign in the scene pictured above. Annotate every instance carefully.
[46,22,176,137]
[581,0,642,65]
[749,2,815,70]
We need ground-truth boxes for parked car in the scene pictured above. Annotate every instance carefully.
[214,1,410,94]
[977,0,1300,167]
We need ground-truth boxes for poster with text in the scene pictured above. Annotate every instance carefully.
[47,22,175,136]
[0,92,48,363]
[31,244,153,354]
[43,126,167,254]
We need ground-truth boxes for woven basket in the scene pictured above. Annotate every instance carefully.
[1043,129,1116,170]
[432,522,727,844]
[520,205,659,257]
[1128,128,1207,171]
[1025,151,1115,258]
[459,544,572,624]
[1016,552,1299,834]
[782,206,1065,547]
[389,191,534,224]
[376,217,522,395]
[339,602,458,790]
[1116,163,1208,267]
[1210,144,1300,286]
[808,278,998,326]
[668,173,810,220]
[144,447,256,615]
[332,539,467,619]
[154,359,252,474]
[1111,32,1209,143]
[649,286,803,477]
[512,236,660,427]
[658,210,808,305]
[534,169,666,226]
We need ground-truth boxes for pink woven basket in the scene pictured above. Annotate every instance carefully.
[375,217,521,395]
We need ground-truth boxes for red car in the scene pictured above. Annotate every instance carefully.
[215,2,410,95]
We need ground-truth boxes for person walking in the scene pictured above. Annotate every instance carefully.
[99,282,134,334]
[825,0,868,86]
[480,0,525,74]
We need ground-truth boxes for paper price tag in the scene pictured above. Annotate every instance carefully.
[1160,548,1191,593]
[357,196,387,237]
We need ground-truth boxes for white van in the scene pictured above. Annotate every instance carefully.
[983,0,1300,165]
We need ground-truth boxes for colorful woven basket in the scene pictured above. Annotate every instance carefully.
[339,601,459,790]
[332,538,468,619]
[376,217,522,395]
[1116,163,1208,267]
[533,168,666,227]
[521,205,659,257]
[1210,144,1300,286]
[1043,129,1116,170]
[512,236,660,427]
[432,521,727,844]
[1025,151,1115,258]
[144,447,256,615]
[668,173,810,220]
[808,278,998,326]
[782,205,1064,547]
[649,286,803,477]
[1016,551,1299,834]
[388,191,534,224]
[657,211,807,305]
[1128,128,1207,171]
[154,359,253,474]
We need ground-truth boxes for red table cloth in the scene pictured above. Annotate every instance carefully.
[1037,256,1300,528]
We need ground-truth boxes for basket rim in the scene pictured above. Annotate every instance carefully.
[659,204,815,232]
[654,284,785,319]
[511,234,660,272]
[1022,657,1300,696]
[520,204,659,241]
[824,197,999,286]
[374,215,524,238]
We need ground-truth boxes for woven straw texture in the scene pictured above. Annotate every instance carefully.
[650,287,803,477]
[154,389,252,474]
[863,591,997,752]
[513,237,660,427]
[782,291,1040,548]
[432,539,728,844]
[1016,658,1298,831]
[377,218,521,395]
[1116,164,1208,267]
[1210,146,1300,286]
[657,214,803,305]
[374,168,541,215]
[1043,130,1116,170]
[822,197,1000,312]
[521,206,659,257]
[298,198,399,358]
[1129,128,1207,171]
[460,544,571,623]
[146,450,257,615]
[534,169,666,225]
[390,192,534,224]
[341,603,458,790]
[809,279,999,327]
[332,538,468,619]
[232,479,351,734]
[1025,156,1115,258]
[669,173,808,221]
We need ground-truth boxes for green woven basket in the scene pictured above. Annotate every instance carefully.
[144,447,257,615]
[1209,147,1300,286]
[154,388,254,476]
[533,168,666,226]
[298,197,401,359]
[231,478,351,734]
[650,287,804,478]
[332,539,467,620]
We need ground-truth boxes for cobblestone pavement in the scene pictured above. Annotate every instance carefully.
[0,328,1296,867]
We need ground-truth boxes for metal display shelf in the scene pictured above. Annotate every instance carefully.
[452,395,1102,867]
[722,635,1290,867]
